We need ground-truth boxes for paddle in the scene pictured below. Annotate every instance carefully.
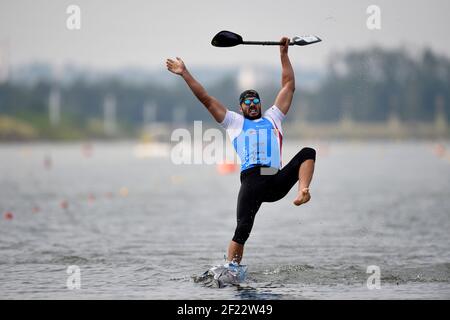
[211,30,322,47]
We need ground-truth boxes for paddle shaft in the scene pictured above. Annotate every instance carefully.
[242,41,296,46]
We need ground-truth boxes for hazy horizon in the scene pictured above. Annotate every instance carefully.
[1,0,450,72]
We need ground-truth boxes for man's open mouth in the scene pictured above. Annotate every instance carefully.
[249,107,258,114]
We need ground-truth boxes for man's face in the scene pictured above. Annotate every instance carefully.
[240,97,262,120]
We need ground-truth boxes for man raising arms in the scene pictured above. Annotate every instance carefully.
[166,37,316,267]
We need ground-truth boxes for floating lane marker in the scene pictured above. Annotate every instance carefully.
[88,193,96,203]
[3,211,13,220]
[170,175,185,184]
[216,162,237,175]
[119,187,129,197]
[60,200,69,209]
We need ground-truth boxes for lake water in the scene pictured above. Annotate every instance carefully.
[0,141,449,299]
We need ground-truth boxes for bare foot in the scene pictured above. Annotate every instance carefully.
[293,188,311,206]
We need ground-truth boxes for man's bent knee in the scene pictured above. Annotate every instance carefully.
[300,147,316,162]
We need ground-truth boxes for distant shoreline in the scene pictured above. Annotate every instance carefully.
[1,115,449,142]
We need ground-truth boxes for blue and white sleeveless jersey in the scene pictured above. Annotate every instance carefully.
[220,105,285,172]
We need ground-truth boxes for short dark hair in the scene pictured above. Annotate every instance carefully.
[239,89,260,104]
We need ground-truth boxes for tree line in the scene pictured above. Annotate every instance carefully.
[0,46,449,139]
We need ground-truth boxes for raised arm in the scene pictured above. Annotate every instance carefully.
[274,37,295,115]
[166,57,227,123]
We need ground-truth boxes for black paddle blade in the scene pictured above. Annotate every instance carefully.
[211,30,243,47]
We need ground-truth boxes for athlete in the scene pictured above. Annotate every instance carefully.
[166,37,316,265]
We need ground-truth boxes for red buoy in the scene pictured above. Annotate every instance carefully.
[43,155,52,170]
[81,143,93,158]
[88,193,95,202]
[4,211,13,220]
[60,200,69,209]
[216,162,237,175]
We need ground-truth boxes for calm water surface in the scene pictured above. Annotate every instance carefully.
[0,141,449,299]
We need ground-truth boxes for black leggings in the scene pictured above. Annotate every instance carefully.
[232,147,316,245]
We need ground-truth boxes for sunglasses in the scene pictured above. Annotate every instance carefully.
[243,98,260,106]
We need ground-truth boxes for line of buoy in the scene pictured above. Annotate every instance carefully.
[2,189,125,221]
[6,145,132,222]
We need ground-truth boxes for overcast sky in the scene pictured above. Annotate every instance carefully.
[1,0,450,71]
